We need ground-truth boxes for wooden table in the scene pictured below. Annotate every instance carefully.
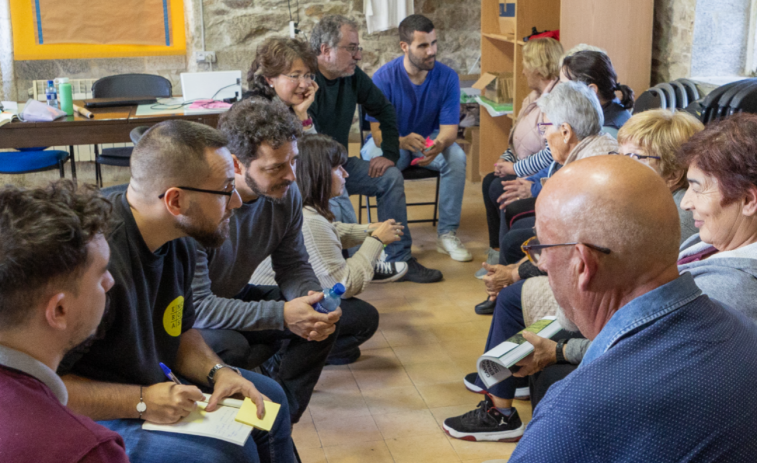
[0,101,222,181]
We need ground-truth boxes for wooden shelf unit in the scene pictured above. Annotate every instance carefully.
[478,0,653,177]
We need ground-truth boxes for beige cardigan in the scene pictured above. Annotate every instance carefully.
[249,207,383,299]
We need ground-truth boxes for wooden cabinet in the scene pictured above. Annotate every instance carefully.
[478,0,653,177]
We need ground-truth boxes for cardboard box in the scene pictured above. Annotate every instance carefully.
[498,0,516,37]
[461,126,481,182]
[472,72,514,105]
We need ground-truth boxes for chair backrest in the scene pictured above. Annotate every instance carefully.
[92,74,172,98]
[654,83,677,112]
[633,88,667,114]
[669,81,689,109]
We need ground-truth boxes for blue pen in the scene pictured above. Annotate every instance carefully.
[159,362,181,385]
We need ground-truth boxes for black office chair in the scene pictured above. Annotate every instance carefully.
[356,107,441,226]
[92,74,172,187]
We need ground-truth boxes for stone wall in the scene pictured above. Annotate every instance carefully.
[3,0,481,102]
[652,0,697,84]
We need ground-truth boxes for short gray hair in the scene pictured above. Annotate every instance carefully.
[310,15,358,55]
[537,81,603,140]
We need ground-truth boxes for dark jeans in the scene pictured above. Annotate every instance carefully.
[483,172,510,249]
[499,217,536,265]
[328,297,379,364]
[474,280,529,399]
[198,285,336,424]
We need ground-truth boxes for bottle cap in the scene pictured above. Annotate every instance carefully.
[332,283,346,296]
[55,77,70,84]
[47,80,54,85]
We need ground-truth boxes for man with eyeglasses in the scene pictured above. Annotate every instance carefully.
[308,14,443,284]
[59,120,295,463]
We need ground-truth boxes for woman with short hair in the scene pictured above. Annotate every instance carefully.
[245,37,320,132]
[250,134,405,364]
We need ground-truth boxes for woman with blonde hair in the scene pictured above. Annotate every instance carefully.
[245,37,320,133]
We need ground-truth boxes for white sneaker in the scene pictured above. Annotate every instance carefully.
[437,231,473,262]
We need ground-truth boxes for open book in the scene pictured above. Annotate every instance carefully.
[0,101,19,127]
[142,394,279,446]
[477,316,563,388]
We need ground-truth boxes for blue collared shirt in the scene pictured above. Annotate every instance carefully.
[509,273,757,462]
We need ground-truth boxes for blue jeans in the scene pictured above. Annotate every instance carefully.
[329,156,413,262]
[98,371,293,463]
[361,133,467,235]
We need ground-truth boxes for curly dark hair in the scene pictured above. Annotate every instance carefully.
[218,97,302,166]
[247,37,319,99]
[677,112,757,206]
[296,134,348,222]
[0,180,113,327]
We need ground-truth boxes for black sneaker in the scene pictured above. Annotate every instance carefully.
[443,393,524,442]
[398,257,443,283]
[475,297,496,315]
[464,372,485,394]
[371,261,408,283]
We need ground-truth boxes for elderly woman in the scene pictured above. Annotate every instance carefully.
[498,113,757,417]
[475,80,619,314]
[479,38,564,277]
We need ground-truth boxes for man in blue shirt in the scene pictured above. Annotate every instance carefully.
[361,15,471,262]
[447,156,757,461]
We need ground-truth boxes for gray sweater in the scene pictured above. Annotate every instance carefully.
[565,233,757,363]
[191,183,321,331]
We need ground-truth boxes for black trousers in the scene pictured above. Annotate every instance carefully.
[527,330,585,409]
[198,285,335,424]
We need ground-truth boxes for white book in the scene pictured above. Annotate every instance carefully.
[142,394,252,446]
[476,316,564,389]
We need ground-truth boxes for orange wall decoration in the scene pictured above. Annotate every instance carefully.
[10,0,186,60]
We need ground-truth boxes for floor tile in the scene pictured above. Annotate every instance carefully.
[292,420,322,450]
[361,386,428,415]
[448,437,518,461]
[298,447,327,463]
[392,343,451,366]
[417,381,479,408]
[308,389,371,422]
[385,433,461,463]
[313,366,360,393]
[314,415,383,447]
[360,330,390,350]
[372,409,442,439]
[380,325,441,347]
[430,321,491,343]
[321,440,395,463]
[403,359,466,386]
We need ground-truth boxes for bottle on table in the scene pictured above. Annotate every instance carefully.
[56,77,74,116]
[314,283,345,314]
[45,80,58,107]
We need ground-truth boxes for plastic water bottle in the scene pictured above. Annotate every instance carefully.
[56,77,74,116]
[45,80,57,107]
[314,283,345,314]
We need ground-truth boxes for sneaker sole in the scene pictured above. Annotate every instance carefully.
[443,423,524,442]
[464,377,485,394]
[436,245,474,262]
[514,387,530,401]
[370,266,409,284]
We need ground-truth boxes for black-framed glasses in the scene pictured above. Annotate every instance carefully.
[521,236,611,265]
[338,45,363,56]
[158,185,237,207]
[537,122,553,135]
[609,151,661,162]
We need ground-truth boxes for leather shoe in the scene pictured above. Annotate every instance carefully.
[475,298,496,315]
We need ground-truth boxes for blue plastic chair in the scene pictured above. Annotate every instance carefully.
[0,147,70,178]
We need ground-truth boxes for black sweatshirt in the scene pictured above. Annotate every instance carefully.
[59,193,197,385]
[309,66,401,163]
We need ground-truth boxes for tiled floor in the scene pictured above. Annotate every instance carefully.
[295,163,533,463]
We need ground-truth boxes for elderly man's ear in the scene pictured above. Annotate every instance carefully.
[575,244,600,291]
[742,185,757,217]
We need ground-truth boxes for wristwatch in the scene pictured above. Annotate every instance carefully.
[555,339,570,364]
[207,363,241,386]
[136,385,147,419]
[301,117,313,128]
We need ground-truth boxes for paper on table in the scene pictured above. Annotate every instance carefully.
[142,402,253,446]
[474,96,513,117]
[234,398,281,432]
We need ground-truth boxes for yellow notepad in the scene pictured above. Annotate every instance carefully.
[234,398,281,431]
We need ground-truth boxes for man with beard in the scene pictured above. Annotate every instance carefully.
[309,14,443,283]
[362,14,471,262]
[58,120,295,463]
[192,98,342,424]
[0,181,129,463]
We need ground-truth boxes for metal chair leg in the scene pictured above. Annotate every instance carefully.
[366,195,372,223]
[94,145,101,188]
[432,175,441,227]
[358,194,363,224]
[59,160,65,178]
[68,145,77,184]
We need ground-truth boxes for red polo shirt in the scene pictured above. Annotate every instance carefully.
[0,364,129,463]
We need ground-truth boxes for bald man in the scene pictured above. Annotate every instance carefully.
[507,156,757,462]
[58,120,295,463]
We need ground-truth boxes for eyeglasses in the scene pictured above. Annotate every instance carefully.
[158,185,237,207]
[537,122,553,135]
[284,73,316,83]
[338,45,363,56]
[609,151,661,162]
[521,236,611,265]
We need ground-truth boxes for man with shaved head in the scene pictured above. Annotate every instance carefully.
[507,156,757,461]
[58,120,295,463]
